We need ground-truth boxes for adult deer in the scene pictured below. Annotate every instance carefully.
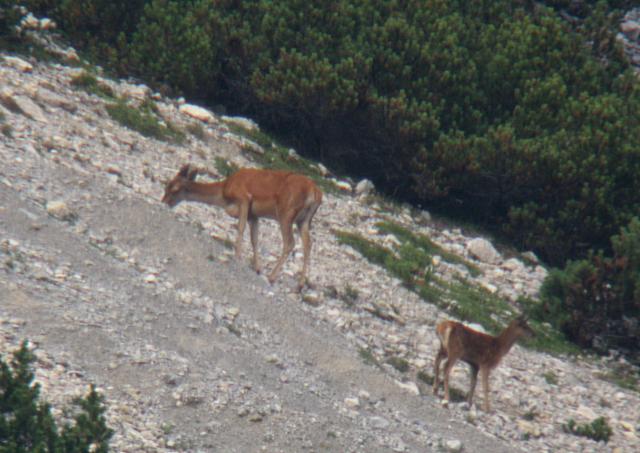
[162,164,323,290]
[432,316,534,412]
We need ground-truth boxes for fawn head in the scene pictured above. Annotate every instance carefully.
[512,315,535,339]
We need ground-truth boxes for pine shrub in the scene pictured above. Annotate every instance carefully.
[0,341,113,452]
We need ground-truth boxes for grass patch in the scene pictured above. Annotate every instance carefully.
[358,347,381,368]
[341,284,360,306]
[214,156,240,177]
[386,356,410,373]
[0,110,12,138]
[596,362,639,392]
[376,221,481,277]
[335,227,579,355]
[563,417,613,443]
[186,121,207,140]
[70,71,115,98]
[106,99,184,143]
[543,370,559,385]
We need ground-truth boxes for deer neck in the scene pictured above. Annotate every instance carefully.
[183,181,228,207]
[495,322,522,357]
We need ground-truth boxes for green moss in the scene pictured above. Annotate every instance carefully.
[70,71,115,99]
[105,100,184,143]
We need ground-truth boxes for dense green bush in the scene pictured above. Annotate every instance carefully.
[129,0,221,97]
[0,1,21,39]
[534,218,640,352]
[0,341,113,452]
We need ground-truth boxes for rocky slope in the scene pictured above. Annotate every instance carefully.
[0,34,639,452]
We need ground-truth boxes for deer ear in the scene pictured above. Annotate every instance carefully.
[186,166,198,181]
[179,164,191,178]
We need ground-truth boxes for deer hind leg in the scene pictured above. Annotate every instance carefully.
[268,214,295,285]
[249,217,260,273]
[467,363,479,407]
[433,347,447,395]
[481,367,491,412]
[442,356,458,404]
[296,219,312,291]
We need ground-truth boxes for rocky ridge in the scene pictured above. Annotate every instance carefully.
[0,36,639,453]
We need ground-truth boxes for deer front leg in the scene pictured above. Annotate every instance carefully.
[249,217,260,273]
[234,200,251,260]
[442,357,457,405]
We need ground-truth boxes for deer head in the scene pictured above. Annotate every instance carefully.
[511,315,535,340]
[162,164,199,207]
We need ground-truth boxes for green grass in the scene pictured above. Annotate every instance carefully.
[0,110,11,137]
[386,356,410,373]
[376,221,481,277]
[358,347,381,368]
[214,156,240,177]
[70,71,115,99]
[563,417,612,443]
[335,227,579,356]
[106,99,185,143]
[186,121,207,141]
[543,371,559,385]
[596,362,639,392]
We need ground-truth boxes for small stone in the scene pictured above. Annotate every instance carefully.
[39,18,56,30]
[445,439,463,452]
[46,200,75,221]
[368,416,390,430]
[355,179,375,196]
[302,291,322,306]
[332,179,352,192]
[344,397,360,409]
[3,56,33,72]
[395,380,420,396]
[221,115,259,131]
[316,163,329,176]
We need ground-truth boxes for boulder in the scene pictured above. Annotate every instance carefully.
[179,104,215,123]
[3,56,33,72]
[467,237,501,264]
[355,178,375,196]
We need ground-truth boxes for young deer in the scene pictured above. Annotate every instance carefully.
[432,316,534,412]
[162,164,322,290]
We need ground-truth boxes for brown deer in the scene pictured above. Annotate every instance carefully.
[162,164,323,290]
[432,316,534,412]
